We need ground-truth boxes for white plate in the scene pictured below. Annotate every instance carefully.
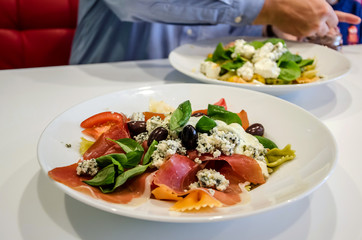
[38,83,337,222]
[169,36,351,96]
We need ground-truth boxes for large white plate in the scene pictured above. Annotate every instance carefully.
[169,36,351,96]
[38,83,337,222]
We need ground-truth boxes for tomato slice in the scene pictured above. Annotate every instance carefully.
[213,98,227,110]
[80,112,126,128]
[81,124,114,140]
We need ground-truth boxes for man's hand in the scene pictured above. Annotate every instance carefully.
[254,0,361,37]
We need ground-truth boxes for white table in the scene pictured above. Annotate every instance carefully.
[1,45,362,240]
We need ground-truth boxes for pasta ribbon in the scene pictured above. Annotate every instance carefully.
[265,144,296,168]
[152,185,182,201]
[170,190,222,212]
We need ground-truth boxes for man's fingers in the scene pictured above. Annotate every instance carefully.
[325,5,339,28]
[336,10,361,24]
[317,22,329,36]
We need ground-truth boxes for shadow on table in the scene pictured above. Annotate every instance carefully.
[279,82,352,121]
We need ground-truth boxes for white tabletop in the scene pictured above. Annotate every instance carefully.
[1,45,362,240]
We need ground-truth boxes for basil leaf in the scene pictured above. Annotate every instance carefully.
[143,140,158,165]
[297,59,314,68]
[207,104,242,125]
[124,150,144,168]
[111,138,144,153]
[96,153,127,168]
[101,164,150,193]
[195,116,217,133]
[278,61,301,81]
[254,135,278,149]
[248,40,264,49]
[83,164,115,186]
[170,100,192,131]
[111,158,124,173]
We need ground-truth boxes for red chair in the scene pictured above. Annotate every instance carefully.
[0,0,78,70]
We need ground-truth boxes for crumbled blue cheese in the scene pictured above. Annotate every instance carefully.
[196,121,240,156]
[134,132,148,144]
[129,112,145,121]
[151,139,187,168]
[189,169,230,191]
[146,116,164,133]
[194,157,202,164]
[76,159,98,176]
[145,114,178,139]
[196,120,266,162]
[200,61,221,79]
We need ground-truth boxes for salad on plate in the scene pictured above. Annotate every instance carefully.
[48,98,296,212]
[200,38,320,85]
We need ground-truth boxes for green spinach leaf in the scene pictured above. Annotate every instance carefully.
[297,59,314,68]
[278,61,301,81]
[221,55,246,71]
[264,38,286,46]
[248,40,264,49]
[278,51,302,66]
[211,43,232,62]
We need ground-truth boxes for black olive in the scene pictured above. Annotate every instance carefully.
[245,123,264,136]
[180,125,198,150]
[147,127,168,146]
[191,112,206,117]
[127,121,147,137]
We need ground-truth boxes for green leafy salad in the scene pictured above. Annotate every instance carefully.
[200,38,320,85]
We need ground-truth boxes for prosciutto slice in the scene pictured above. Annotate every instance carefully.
[83,122,130,160]
[187,151,265,184]
[153,154,201,193]
[48,163,152,204]
[200,154,266,184]
[153,153,265,206]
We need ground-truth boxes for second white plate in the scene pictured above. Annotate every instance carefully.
[169,36,351,96]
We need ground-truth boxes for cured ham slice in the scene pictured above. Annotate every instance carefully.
[83,122,130,160]
[152,153,265,209]
[153,154,201,193]
[48,163,151,204]
[189,152,265,184]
